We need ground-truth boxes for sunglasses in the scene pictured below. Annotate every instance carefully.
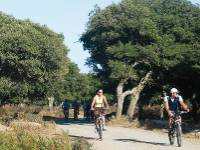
[98,91,103,93]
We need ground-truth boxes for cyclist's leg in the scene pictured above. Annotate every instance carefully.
[169,117,173,128]
[94,110,99,128]
[103,116,105,125]
[168,116,175,144]
[74,109,77,120]
[66,109,69,119]
[168,117,174,135]
[63,109,66,118]
[102,110,107,130]
[84,110,86,118]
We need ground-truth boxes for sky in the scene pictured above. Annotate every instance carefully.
[0,0,199,73]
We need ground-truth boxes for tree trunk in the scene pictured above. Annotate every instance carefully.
[116,95,125,118]
[127,71,152,118]
[116,71,152,119]
[48,96,54,111]
[116,81,125,118]
[127,94,138,118]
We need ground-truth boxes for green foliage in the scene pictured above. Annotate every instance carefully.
[0,130,71,150]
[108,60,138,81]
[0,12,69,104]
[72,138,92,150]
[81,0,200,102]
[62,62,101,101]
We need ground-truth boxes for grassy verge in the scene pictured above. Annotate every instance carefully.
[0,105,93,150]
[0,129,71,150]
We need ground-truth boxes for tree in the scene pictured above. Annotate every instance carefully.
[81,0,200,118]
[0,12,69,105]
[62,62,101,101]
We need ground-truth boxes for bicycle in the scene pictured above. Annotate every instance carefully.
[168,110,187,147]
[94,108,105,140]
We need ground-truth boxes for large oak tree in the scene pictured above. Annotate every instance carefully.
[81,0,200,118]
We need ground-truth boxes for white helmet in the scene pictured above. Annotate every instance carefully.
[170,88,179,93]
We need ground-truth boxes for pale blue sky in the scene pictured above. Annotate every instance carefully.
[0,0,199,73]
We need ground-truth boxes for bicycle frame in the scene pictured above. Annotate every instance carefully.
[172,112,182,126]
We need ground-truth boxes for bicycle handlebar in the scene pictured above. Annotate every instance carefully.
[91,107,108,111]
[170,110,188,114]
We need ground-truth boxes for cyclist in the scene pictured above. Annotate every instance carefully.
[72,100,80,120]
[62,100,70,120]
[83,101,90,120]
[164,88,189,133]
[90,89,109,130]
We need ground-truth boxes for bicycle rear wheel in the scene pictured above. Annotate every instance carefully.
[176,123,182,147]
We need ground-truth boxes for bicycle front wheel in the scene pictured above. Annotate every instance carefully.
[176,123,182,147]
[98,119,103,140]
[168,128,175,145]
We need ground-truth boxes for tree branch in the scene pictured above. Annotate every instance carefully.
[121,71,152,98]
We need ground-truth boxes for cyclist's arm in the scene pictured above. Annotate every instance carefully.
[180,100,189,112]
[164,101,170,114]
[164,97,173,116]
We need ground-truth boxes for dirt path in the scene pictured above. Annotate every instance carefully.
[57,120,200,150]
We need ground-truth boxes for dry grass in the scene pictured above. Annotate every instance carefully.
[107,116,140,128]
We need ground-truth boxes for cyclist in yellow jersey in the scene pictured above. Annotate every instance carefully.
[91,89,109,130]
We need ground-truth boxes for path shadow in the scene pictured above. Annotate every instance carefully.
[57,118,94,125]
[43,116,94,126]
[43,111,115,126]
[43,116,62,122]
[115,138,169,146]
[69,135,98,140]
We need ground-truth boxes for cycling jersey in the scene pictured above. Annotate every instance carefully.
[164,95,183,111]
[94,95,105,108]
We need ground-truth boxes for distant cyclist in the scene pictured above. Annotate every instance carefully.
[83,101,90,120]
[164,88,189,131]
[72,100,80,120]
[90,89,109,130]
[62,100,70,120]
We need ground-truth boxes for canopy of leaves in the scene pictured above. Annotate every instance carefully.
[0,12,69,104]
[62,62,101,101]
[81,0,200,97]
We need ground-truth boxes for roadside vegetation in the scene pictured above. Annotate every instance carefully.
[0,105,92,150]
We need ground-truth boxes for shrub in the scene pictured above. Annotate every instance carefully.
[139,105,162,120]
[0,130,71,150]
[0,105,44,125]
[72,138,92,150]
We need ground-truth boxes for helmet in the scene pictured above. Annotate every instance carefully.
[170,88,179,93]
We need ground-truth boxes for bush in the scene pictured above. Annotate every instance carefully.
[0,130,71,150]
[0,105,44,125]
[139,105,162,120]
[72,138,92,150]
[17,112,43,123]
